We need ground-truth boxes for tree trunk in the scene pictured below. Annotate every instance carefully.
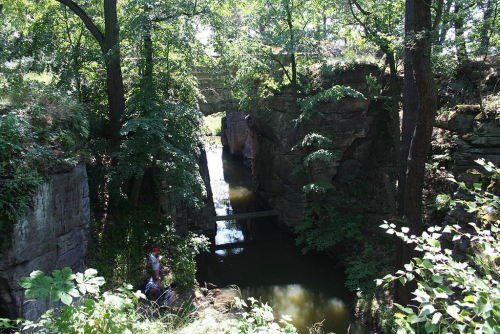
[395,0,437,306]
[55,0,126,141]
[454,2,469,67]
[104,0,125,141]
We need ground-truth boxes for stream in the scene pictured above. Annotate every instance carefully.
[196,138,371,334]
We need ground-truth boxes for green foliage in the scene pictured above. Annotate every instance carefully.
[345,243,389,293]
[377,159,500,333]
[19,268,105,306]
[89,206,209,290]
[0,77,87,242]
[2,269,299,334]
[0,111,42,229]
[202,112,225,136]
[118,81,206,209]
[366,73,383,98]
[226,297,298,333]
[294,85,365,126]
[1,267,161,334]
[295,199,365,254]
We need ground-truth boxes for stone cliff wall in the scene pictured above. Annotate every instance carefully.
[435,106,500,227]
[221,65,388,227]
[221,112,252,161]
[0,164,90,321]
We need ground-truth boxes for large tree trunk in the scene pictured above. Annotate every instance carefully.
[454,2,469,67]
[395,0,437,306]
[55,0,125,141]
[104,0,125,141]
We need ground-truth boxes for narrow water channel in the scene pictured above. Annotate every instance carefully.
[197,138,371,334]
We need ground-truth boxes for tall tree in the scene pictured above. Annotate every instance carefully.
[395,0,438,305]
[55,0,125,141]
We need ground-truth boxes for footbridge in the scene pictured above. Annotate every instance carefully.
[214,210,280,221]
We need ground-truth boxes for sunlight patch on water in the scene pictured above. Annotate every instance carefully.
[242,284,350,333]
[215,221,244,245]
[215,248,244,257]
[228,186,253,202]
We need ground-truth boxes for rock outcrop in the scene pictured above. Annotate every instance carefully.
[221,64,387,227]
[221,112,252,161]
[435,106,500,227]
[0,164,90,321]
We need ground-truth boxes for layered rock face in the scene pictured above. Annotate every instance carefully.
[222,65,384,227]
[435,106,500,226]
[0,164,90,321]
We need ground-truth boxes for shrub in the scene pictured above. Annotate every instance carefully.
[0,268,149,334]
[377,159,500,333]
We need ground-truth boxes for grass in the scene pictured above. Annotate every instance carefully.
[202,112,225,136]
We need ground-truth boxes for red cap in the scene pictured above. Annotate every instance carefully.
[152,247,160,254]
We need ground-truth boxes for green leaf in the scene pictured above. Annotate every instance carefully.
[22,272,53,300]
[446,305,461,320]
[85,299,96,313]
[420,303,436,317]
[425,322,438,333]
[464,296,475,303]
[478,297,492,314]
[431,275,443,284]
[422,259,434,269]
[52,267,74,285]
[431,312,442,324]
[60,293,73,306]
[410,315,425,323]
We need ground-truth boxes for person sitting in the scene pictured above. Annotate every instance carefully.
[144,276,161,300]
[158,282,178,307]
[145,277,177,307]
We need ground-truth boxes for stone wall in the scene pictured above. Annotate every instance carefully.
[435,106,500,227]
[0,164,90,321]
[221,65,386,227]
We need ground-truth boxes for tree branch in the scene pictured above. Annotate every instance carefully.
[348,0,375,38]
[272,57,292,83]
[154,9,207,22]
[54,0,105,52]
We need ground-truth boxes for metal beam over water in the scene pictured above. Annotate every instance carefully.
[214,210,280,221]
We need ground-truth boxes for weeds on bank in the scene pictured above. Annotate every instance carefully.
[0,268,306,334]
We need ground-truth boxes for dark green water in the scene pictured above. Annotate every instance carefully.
[197,140,371,334]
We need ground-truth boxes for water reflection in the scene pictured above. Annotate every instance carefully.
[242,285,352,334]
[228,186,253,202]
[199,138,371,334]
